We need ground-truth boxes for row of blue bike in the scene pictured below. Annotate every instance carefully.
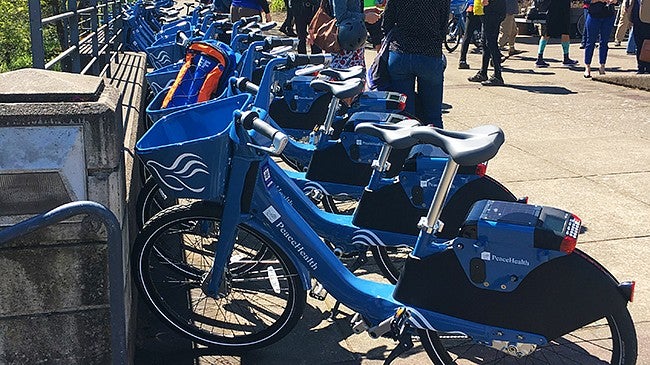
[125,1,638,363]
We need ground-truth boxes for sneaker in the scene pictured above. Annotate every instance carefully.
[562,58,579,66]
[535,59,550,68]
[579,44,586,49]
[468,72,488,82]
[458,61,470,69]
[614,41,621,46]
[481,76,504,86]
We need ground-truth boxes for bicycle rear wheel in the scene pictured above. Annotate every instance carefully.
[445,17,463,53]
[135,177,178,229]
[418,305,637,364]
[132,201,306,351]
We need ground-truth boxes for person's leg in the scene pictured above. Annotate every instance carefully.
[498,14,516,50]
[293,4,308,54]
[459,12,480,66]
[561,33,577,65]
[469,18,490,81]
[614,2,630,44]
[536,34,550,67]
[581,7,589,48]
[387,51,417,115]
[584,14,598,76]
[627,27,636,54]
[598,15,615,72]
[413,54,445,127]
[482,12,505,84]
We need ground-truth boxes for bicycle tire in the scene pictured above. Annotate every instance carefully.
[135,177,178,229]
[418,304,637,364]
[576,13,586,36]
[373,176,517,284]
[445,17,463,53]
[132,201,307,350]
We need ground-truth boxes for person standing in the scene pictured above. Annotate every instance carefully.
[280,0,297,36]
[583,0,617,77]
[468,0,507,85]
[230,0,272,22]
[629,0,650,73]
[293,0,321,53]
[498,0,519,55]
[382,0,449,127]
[459,0,484,69]
[535,0,579,67]
[614,0,632,45]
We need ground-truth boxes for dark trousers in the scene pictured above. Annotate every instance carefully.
[633,31,650,73]
[460,12,482,63]
[481,11,505,77]
[294,3,321,54]
[281,0,294,31]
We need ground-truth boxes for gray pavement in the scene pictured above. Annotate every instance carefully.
[135,35,650,364]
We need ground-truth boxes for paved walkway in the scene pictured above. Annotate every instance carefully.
[135,35,649,364]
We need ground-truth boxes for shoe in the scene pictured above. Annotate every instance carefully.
[583,73,591,78]
[627,51,636,55]
[599,65,606,75]
[468,72,488,82]
[614,41,621,46]
[562,58,579,66]
[508,48,519,56]
[535,59,550,68]
[579,44,586,49]
[458,61,470,69]
[481,76,504,86]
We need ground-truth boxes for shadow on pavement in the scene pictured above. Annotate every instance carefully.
[504,84,577,94]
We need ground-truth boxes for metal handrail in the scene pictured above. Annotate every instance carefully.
[0,201,127,365]
[28,0,125,76]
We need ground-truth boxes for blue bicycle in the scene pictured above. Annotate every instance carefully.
[132,98,637,363]
[445,0,482,53]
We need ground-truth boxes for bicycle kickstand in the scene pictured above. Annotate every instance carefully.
[383,309,414,365]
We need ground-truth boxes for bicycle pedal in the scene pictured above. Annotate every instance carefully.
[309,282,328,301]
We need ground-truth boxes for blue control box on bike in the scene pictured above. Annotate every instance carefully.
[454,200,582,292]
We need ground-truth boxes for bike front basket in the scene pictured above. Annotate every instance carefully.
[136,93,253,202]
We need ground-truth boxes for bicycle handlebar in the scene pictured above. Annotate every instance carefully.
[237,110,288,155]
[234,77,260,94]
[263,37,298,51]
[285,53,332,68]
[239,15,261,26]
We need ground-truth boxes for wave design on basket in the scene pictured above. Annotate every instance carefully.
[151,51,171,65]
[146,153,209,193]
[303,181,330,195]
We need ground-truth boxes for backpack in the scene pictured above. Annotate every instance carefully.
[161,40,237,109]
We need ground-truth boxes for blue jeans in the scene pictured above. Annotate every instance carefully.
[627,28,636,53]
[584,14,615,65]
[387,51,445,128]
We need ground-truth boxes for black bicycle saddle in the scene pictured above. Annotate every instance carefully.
[319,66,365,81]
[409,125,504,166]
[310,77,365,100]
[354,120,420,149]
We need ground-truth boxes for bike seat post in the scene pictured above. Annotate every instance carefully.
[321,95,340,136]
[412,158,459,257]
[367,143,393,188]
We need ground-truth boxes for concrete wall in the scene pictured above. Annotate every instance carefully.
[0,69,139,364]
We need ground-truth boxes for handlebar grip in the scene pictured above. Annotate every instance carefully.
[263,37,298,51]
[239,15,261,25]
[246,33,266,42]
[235,77,260,94]
[286,53,332,68]
[238,111,288,155]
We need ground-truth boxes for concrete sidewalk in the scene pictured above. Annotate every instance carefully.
[135,36,649,364]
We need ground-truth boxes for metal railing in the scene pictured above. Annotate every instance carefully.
[0,201,127,365]
[28,0,126,77]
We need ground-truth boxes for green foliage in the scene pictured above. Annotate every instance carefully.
[270,0,286,12]
[0,0,63,72]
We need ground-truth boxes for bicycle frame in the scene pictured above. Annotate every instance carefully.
[204,119,548,346]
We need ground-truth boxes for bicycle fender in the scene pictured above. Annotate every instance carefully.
[394,248,629,341]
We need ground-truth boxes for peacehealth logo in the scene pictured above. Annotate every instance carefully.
[481,251,530,266]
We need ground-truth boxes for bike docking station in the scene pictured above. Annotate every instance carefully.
[0,69,131,364]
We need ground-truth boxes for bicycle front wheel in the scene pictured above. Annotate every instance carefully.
[419,305,637,364]
[445,17,463,53]
[132,201,307,351]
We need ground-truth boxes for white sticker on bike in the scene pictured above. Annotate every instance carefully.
[263,206,281,223]
[481,252,491,261]
[267,266,281,294]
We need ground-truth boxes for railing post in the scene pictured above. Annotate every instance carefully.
[69,0,81,73]
[28,0,45,69]
[91,0,100,75]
